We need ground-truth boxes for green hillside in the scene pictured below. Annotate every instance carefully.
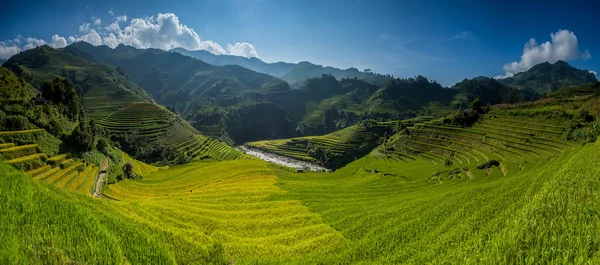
[247,120,396,168]
[97,102,245,164]
[3,94,600,262]
[3,45,150,120]
[61,43,531,143]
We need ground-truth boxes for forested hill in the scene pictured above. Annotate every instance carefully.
[497,60,597,95]
[63,42,290,111]
[2,45,151,120]
[8,43,593,146]
[6,43,531,144]
[170,47,393,86]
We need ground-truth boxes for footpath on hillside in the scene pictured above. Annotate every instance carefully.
[92,156,109,198]
[238,146,330,172]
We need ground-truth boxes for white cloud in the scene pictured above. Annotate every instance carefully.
[108,10,114,16]
[227,42,259,58]
[23,37,47,50]
[493,73,514,80]
[0,42,21,59]
[79,22,90,33]
[71,29,103,46]
[103,33,119,48]
[499,29,591,77]
[50,34,68,48]
[589,70,597,75]
[116,15,127,22]
[1,12,260,59]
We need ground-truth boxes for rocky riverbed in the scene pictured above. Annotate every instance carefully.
[237,146,330,172]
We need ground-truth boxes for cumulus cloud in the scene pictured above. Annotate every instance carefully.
[108,10,114,16]
[0,42,21,59]
[79,22,90,33]
[116,15,127,22]
[227,42,259,58]
[50,34,68,48]
[0,12,260,59]
[497,29,590,78]
[23,37,47,50]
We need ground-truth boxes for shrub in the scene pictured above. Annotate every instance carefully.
[476,160,500,170]
[4,115,30,130]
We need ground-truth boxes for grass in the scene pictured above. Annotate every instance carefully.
[3,136,600,263]
[3,95,600,263]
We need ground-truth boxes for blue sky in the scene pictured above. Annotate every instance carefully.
[1,0,599,86]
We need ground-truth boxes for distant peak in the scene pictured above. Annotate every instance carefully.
[553,60,571,67]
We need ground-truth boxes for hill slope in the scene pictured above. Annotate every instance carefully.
[498,60,597,95]
[3,45,150,120]
[4,92,600,262]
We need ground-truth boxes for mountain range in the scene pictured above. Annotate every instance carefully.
[169,48,393,86]
[1,42,597,144]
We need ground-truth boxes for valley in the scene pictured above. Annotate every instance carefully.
[1,34,600,263]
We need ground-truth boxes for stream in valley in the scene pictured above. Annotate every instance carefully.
[237,146,330,172]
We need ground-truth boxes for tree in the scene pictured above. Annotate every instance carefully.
[470,98,483,113]
[444,158,454,168]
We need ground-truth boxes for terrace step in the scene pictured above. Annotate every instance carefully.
[0,144,39,159]
[6,153,46,164]
[0,143,15,149]
[26,165,52,177]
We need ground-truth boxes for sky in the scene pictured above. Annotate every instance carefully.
[1,0,599,86]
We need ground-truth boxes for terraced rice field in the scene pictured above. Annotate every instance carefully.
[247,122,393,162]
[97,103,174,140]
[103,160,347,262]
[168,134,251,161]
[3,112,600,263]
[377,113,572,168]
[0,130,99,195]
[83,86,145,120]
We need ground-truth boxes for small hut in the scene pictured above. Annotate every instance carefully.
[30,97,49,105]
[295,167,305,173]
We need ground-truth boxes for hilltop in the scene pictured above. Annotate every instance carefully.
[169,47,393,86]
[498,60,597,95]
[3,45,151,120]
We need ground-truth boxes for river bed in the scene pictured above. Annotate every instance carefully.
[237,146,330,172]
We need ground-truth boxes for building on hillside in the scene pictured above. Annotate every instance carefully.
[30,97,49,105]
[295,167,305,173]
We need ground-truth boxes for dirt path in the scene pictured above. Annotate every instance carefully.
[92,156,109,198]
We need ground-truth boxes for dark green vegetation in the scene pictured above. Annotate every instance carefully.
[170,47,394,86]
[498,60,598,95]
[61,43,533,143]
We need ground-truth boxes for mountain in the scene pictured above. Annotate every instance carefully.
[7,43,525,144]
[169,47,393,86]
[498,60,598,95]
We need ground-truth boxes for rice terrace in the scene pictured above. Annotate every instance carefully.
[2,1,600,264]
